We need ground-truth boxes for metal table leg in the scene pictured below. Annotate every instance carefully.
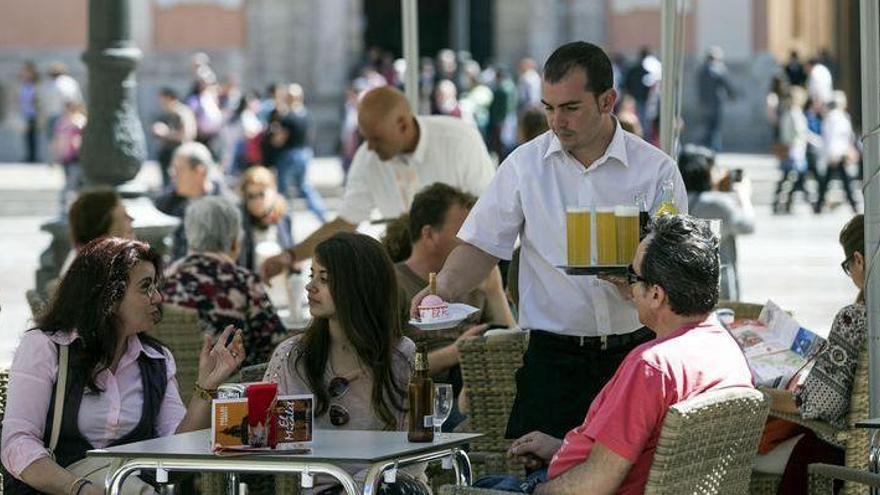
[362,447,473,495]
[105,459,360,495]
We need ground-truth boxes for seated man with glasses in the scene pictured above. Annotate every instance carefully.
[475,215,753,494]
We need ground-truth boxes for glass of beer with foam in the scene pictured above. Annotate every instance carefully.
[596,207,617,265]
[566,207,591,266]
[615,205,640,265]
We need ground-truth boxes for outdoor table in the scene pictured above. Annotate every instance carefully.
[88,429,481,495]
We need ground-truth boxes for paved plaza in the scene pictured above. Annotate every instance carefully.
[0,153,860,367]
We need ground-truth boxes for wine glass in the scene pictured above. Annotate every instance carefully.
[433,383,454,437]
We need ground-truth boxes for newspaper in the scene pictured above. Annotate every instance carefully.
[723,300,824,388]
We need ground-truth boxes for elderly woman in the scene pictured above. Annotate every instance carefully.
[1,237,245,495]
[162,196,287,365]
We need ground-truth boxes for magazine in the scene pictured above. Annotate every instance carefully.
[724,300,824,388]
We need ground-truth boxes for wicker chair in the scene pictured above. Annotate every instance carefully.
[151,305,201,404]
[750,344,870,495]
[808,463,880,494]
[456,331,528,479]
[439,387,770,495]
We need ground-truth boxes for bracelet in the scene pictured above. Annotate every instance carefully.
[194,382,218,401]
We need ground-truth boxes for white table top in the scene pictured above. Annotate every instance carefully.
[88,429,481,464]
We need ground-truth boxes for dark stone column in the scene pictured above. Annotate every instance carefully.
[79,0,146,185]
[36,0,178,293]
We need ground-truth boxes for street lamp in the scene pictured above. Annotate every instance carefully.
[35,0,178,293]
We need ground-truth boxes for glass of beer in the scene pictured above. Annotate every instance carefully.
[615,205,640,264]
[596,207,617,265]
[566,207,591,266]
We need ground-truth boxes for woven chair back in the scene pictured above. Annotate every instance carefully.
[458,332,527,476]
[645,387,770,495]
[151,305,201,404]
[842,345,869,495]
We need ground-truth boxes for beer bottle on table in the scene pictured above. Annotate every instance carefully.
[407,344,434,442]
[654,179,679,216]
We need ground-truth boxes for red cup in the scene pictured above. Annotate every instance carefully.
[246,382,278,448]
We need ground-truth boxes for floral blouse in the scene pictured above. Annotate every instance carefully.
[162,252,288,365]
[795,303,867,428]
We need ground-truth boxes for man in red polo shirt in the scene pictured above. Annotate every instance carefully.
[476,215,753,494]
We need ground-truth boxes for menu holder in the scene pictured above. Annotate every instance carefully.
[211,393,315,453]
[558,265,628,276]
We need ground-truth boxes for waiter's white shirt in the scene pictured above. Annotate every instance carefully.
[458,121,688,337]
[337,115,495,224]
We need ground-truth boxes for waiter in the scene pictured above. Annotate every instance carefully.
[261,85,494,278]
[411,41,688,439]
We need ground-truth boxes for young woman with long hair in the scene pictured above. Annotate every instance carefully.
[264,232,424,493]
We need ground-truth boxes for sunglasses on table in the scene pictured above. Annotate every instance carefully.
[328,376,351,427]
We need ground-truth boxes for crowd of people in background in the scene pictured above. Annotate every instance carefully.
[17,46,860,221]
[767,49,861,215]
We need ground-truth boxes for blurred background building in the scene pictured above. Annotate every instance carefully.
[0,0,864,159]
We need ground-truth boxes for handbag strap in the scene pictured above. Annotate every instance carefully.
[48,344,69,456]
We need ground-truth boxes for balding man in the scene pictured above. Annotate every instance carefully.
[261,86,495,279]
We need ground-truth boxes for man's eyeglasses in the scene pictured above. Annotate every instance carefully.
[626,264,647,285]
[328,376,351,427]
[841,257,853,276]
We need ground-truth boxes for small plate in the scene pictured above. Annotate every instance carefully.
[409,303,480,331]
[557,265,628,276]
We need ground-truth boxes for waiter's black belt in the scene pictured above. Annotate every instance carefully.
[528,328,653,351]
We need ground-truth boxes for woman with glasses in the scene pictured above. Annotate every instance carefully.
[753,214,866,493]
[1,237,245,495]
[238,165,294,272]
[264,232,424,493]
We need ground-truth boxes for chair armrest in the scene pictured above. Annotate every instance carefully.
[808,463,880,494]
[770,411,845,447]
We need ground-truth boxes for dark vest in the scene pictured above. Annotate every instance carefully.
[3,338,167,494]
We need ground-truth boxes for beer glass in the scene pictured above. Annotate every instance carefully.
[596,207,617,265]
[566,207,591,266]
[615,205,640,264]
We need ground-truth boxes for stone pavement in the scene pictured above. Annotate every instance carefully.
[0,153,861,366]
